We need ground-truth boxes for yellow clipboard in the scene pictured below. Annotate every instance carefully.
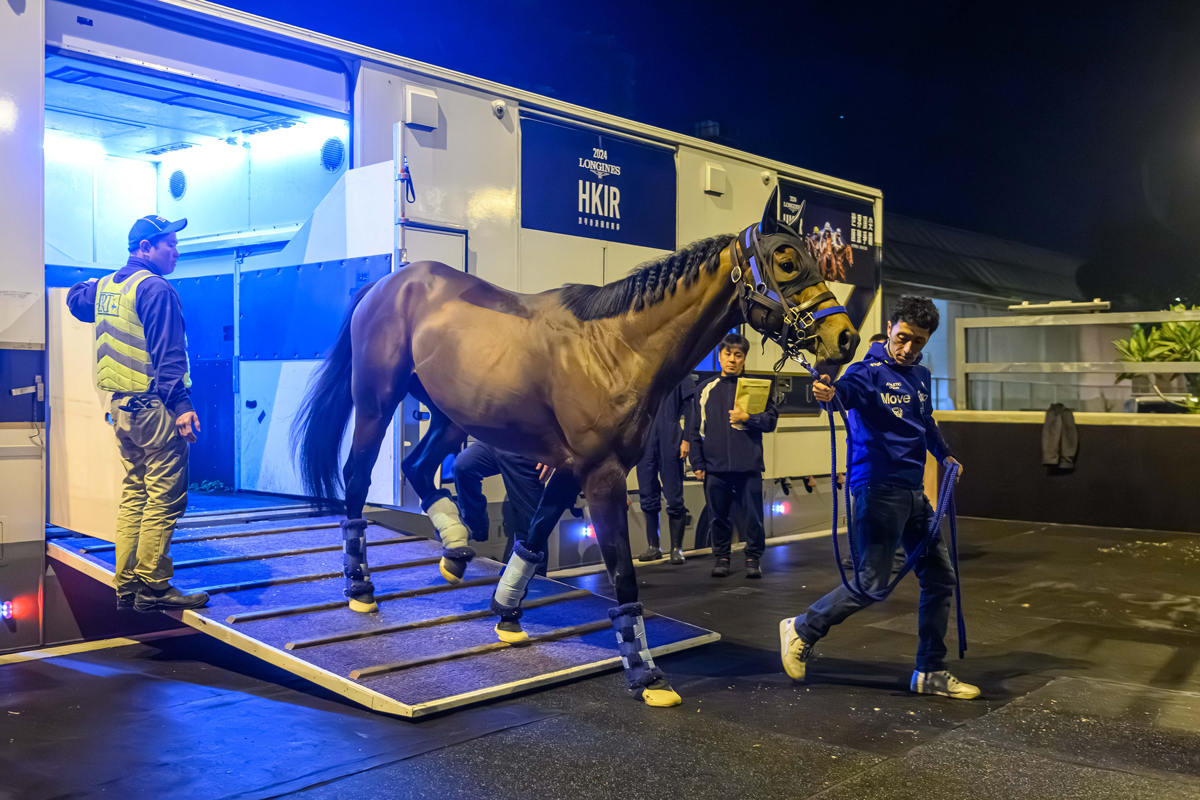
[733,377,772,430]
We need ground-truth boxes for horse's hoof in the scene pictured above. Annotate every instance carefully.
[439,547,474,584]
[348,595,378,613]
[639,679,682,708]
[495,620,529,644]
[439,557,466,584]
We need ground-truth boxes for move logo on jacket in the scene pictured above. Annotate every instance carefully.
[829,340,951,490]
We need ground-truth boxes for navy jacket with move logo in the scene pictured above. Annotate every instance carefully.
[832,341,952,491]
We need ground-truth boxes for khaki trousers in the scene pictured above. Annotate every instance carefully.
[110,395,189,593]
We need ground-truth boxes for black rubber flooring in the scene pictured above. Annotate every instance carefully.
[10,517,1200,800]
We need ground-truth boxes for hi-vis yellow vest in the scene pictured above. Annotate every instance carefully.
[93,270,191,394]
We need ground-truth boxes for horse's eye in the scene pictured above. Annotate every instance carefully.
[780,260,796,273]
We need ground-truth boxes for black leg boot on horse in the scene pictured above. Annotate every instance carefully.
[588,461,681,707]
[491,469,579,644]
[339,406,395,613]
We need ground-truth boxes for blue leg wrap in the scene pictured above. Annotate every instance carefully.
[490,542,543,621]
[608,602,666,689]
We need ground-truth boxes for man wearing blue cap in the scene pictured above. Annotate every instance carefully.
[67,215,209,612]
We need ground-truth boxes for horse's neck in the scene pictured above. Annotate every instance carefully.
[618,253,738,394]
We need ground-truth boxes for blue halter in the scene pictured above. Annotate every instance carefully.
[730,221,848,365]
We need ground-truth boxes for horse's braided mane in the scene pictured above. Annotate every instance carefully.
[558,234,736,321]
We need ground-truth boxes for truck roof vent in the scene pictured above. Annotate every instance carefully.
[321,137,345,172]
[169,169,187,201]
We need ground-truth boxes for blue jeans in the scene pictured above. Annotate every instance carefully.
[796,484,956,672]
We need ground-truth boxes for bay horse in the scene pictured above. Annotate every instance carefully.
[294,189,859,707]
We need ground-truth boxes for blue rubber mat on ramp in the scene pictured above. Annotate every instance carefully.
[47,515,719,718]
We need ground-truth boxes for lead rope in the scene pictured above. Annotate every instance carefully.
[790,354,967,659]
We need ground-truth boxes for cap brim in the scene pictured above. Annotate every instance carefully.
[162,218,188,235]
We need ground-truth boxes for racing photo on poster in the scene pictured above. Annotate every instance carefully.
[778,179,879,290]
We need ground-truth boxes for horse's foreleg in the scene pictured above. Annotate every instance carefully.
[399,387,471,583]
[341,407,397,613]
[491,469,580,643]
[585,460,682,708]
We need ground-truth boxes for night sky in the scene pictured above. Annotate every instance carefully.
[223,0,1200,308]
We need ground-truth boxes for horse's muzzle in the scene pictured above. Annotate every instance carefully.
[825,329,860,365]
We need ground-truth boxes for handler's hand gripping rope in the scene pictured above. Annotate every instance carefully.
[789,353,968,659]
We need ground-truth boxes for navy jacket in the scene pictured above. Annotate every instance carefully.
[689,373,778,474]
[831,341,951,491]
[647,375,697,451]
[66,256,194,417]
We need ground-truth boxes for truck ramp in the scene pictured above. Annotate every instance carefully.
[46,514,718,717]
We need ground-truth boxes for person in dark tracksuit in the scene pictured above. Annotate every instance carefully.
[779,296,978,700]
[689,333,778,579]
[66,215,209,613]
[453,440,547,573]
[636,375,697,565]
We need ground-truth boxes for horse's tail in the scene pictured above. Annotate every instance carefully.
[293,281,378,506]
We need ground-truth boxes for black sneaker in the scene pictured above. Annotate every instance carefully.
[745,559,762,579]
[711,557,730,578]
[134,585,210,613]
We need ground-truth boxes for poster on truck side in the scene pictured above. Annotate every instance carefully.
[778,179,879,290]
[521,116,676,250]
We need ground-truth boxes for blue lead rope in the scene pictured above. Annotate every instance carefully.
[794,357,968,659]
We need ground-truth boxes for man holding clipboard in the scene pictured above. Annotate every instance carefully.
[689,333,778,579]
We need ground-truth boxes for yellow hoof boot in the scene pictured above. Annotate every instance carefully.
[439,547,474,584]
[439,557,464,584]
[640,685,682,708]
[494,621,530,644]
[348,596,379,613]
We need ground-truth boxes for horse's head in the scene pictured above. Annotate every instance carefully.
[732,188,860,365]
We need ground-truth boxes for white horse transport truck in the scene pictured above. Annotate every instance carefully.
[0,0,883,661]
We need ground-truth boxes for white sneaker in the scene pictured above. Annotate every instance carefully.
[910,670,980,700]
[779,617,814,680]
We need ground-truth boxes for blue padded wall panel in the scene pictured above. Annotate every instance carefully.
[45,265,113,288]
[239,254,391,361]
[0,350,46,423]
[186,359,235,486]
[170,274,235,362]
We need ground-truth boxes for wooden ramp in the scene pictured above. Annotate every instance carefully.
[46,512,718,717]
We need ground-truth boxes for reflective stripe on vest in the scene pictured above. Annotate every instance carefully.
[93,270,192,394]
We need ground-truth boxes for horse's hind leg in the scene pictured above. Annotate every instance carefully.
[400,380,471,584]
[586,458,681,708]
[491,469,580,644]
[341,400,400,613]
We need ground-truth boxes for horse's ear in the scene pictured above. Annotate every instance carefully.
[760,186,780,235]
